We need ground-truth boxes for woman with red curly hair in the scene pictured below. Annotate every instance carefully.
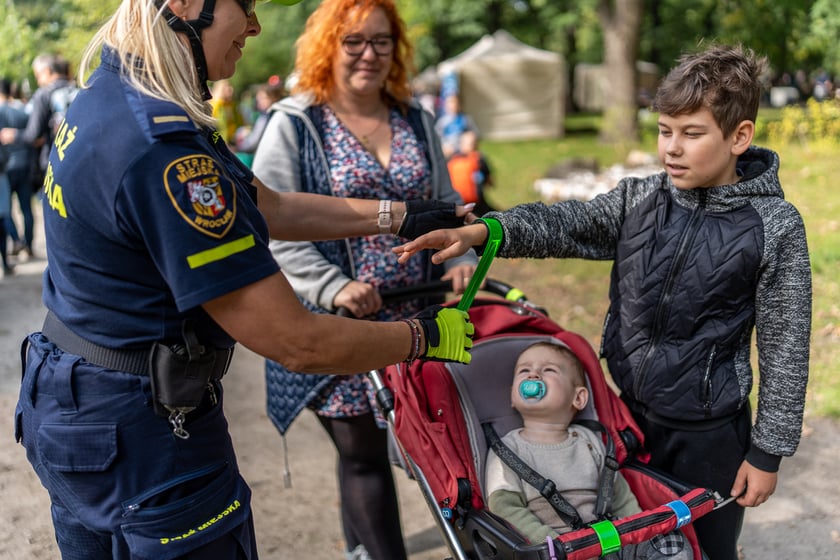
[252,1,477,558]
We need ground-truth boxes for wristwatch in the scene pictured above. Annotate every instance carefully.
[378,199,392,234]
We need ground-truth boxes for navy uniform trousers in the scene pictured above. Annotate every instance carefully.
[15,333,258,560]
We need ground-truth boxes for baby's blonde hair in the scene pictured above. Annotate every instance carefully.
[517,341,586,387]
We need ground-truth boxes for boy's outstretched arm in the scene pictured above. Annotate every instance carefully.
[731,460,777,507]
[394,222,489,265]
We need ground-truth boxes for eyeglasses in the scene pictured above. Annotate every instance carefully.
[238,0,256,17]
[341,35,395,56]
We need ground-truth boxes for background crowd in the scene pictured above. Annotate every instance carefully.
[0,53,77,277]
[5,46,837,284]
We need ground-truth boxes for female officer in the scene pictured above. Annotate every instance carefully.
[14,1,473,558]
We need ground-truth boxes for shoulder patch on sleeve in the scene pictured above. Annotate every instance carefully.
[164,154,237,238]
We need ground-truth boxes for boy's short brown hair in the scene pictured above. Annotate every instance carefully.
[652,44,768,137]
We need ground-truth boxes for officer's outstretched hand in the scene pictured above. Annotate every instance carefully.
[415,305,474,364]
[398,200,475,240]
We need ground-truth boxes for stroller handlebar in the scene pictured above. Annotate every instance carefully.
[336,278,547,317]
[379,277,524,304]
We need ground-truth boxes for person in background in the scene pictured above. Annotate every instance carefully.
[0,78,34,263]
[15,0,475,558]
[0,146,12,276]
[412,77,439,118]
[234,81,285,166]
[210,78,244,146]
[395,44,811,560]
[0,54,74,258]
[447,129,495,216]
[252,1,478,558]
[434,93,477,158]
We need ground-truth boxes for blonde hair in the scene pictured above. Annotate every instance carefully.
[519,341,586,388]
[78,0,213,128]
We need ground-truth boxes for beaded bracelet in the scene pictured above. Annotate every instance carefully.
[401,319,422,364]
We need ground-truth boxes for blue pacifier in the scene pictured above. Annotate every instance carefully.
[518,379,546,401]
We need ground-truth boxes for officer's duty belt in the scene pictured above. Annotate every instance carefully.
[42,311,154,377]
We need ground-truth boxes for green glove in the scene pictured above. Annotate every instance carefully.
[415,306,475,364]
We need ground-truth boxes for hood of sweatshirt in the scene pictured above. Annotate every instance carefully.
[669,146,783,213]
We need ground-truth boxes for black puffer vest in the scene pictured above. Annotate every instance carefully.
[601,186,763,422]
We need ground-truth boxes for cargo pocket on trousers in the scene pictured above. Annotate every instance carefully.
[37,423,118,503]
[120,462,252,560]
[38,423,118,472]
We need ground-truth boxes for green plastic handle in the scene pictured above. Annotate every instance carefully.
[590,519,622,556]
[457,218,502,311]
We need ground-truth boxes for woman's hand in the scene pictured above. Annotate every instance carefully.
[393,222,489,265]
[441,264,478,295]
[396,201,475,239]
[414,305,474,364]
[333,280,382,318]
[459,202,479,223]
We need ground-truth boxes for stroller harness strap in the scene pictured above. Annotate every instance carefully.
[575,419,620,520]
[483,421,619,532]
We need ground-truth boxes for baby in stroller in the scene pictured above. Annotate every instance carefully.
[384,293,718,560]
[485,341,691,559]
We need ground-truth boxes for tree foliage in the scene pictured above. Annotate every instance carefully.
[0,1,39,95]
[231,0,317,92]
[4,0,838,86]
[803,0,840,76]
[0,0,116,92]
[3,0,839,144]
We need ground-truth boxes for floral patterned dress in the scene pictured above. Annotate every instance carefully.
[308,105,431,421]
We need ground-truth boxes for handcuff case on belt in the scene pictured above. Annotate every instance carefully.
[148,320,233,419]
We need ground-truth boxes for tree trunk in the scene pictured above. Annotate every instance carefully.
[597,0,643,145]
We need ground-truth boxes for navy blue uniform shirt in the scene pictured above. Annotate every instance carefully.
[41,47,279,349]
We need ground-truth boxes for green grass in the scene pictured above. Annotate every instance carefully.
[476,119,840,420]
[770,141,840,418]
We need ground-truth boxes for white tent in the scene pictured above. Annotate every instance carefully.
[573,61,660,112]
[437,30,565,141]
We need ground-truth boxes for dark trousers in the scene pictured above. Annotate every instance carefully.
[5,166,34,247]
[317,413,408,560]
[628,405,751,560]
[16,333,258,559]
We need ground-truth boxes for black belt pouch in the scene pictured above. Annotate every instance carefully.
[148,342,219,417]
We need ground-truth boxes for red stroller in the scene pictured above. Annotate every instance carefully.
[370,279,729,560]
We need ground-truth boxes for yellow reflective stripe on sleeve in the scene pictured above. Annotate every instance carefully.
[153,115,191,124]
[186,234,256,269]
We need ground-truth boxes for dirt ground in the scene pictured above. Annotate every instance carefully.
[1,209,839,559]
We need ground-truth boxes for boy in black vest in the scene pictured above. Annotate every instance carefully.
[395,44,811,560]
